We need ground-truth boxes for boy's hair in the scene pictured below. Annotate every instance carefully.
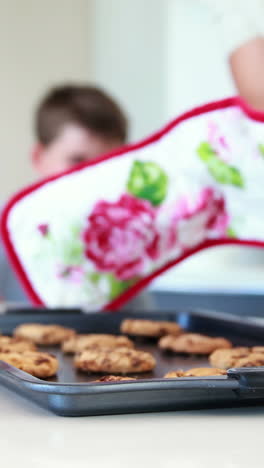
[35,84,128,145]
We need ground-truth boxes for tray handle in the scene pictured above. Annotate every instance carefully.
[228,367,264,390]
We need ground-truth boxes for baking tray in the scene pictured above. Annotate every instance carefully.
[1,307,264,416]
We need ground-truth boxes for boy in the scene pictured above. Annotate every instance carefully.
[0,84,153,310]
[31,85,127,177]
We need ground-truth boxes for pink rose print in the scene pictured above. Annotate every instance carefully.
[176,187,229,231]
[37,223,49,236]
[57,265,85,284]
[171,187,229,248]
[83,194,160,280]
[194,187,229,235]
[153,208,178,257]
[208,121,230,162]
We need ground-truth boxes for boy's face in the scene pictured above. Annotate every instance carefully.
[32,124,123,178]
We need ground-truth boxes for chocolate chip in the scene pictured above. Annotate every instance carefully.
[101,358,111,366]
[132,358,142,366]
[35,358,50,365]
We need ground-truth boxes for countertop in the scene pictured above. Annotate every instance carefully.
[1,386,263,468]
[2,244,264,466]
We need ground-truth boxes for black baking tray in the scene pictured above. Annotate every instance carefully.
[1,307,264,417]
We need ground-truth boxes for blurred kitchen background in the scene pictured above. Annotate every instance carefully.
[1,0,264,315]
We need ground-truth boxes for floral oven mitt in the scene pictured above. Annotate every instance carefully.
[2,97,264,310]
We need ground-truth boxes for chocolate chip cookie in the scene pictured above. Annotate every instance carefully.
[62,334,134,354]
[234,353,264,368]
[164,370,185,378]
[0,351,58,378]
[120,319,182,338]
[95,375,136,382]
[252,346,264,354]
[159,333,232,355]
[164,367,226,378]
[75,347,156,374]
[14,323,76,345]
[0,336,37,353]
[209,347,250,369]
[184,367,226,377]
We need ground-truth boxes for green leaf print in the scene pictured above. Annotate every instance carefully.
[197,142,215,161]
[107,274,135,300]
[60,224,84,266]
[88,272,101,285]
[258,144,264,157]
[227,226,237,238]
[197,142,244,188]
[127,160,168,206]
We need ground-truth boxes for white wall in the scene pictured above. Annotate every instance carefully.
[89,0,167,142]
[0,0,91,200]
[165,0,236,118]
[89,0,237,133]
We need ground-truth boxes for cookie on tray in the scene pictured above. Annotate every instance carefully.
[120,318,182,338]
[14,323,76,345]
[159,333,232,355]
[164,370,185,378]
[0,351,58,378]
[209,347,250,369]
[0,336,37,353]
[184,367,226,377]
[62,334,134,354]
[75,347,156,374]
[95,375,137,382]
[164,367,226,378]
[234,353,264,368]
[252,346,264,354]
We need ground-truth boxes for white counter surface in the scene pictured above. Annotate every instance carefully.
[0,386,263,468]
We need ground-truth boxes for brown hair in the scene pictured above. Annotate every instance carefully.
[35,84,128,145]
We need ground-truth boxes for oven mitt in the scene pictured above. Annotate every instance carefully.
[1,97,264,310]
